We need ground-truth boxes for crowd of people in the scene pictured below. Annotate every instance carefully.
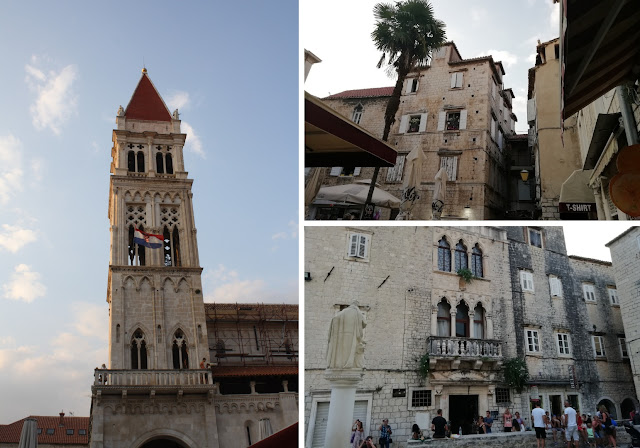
[350,401,630,447]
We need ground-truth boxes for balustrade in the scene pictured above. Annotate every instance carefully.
[427,336,502,358]
[94,369,213,387]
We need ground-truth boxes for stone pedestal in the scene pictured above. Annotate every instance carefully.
[324,369,364,448]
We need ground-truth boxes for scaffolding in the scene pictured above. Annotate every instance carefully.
[204,303,299,366]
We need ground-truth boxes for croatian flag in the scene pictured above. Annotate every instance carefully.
[134,228,163,249]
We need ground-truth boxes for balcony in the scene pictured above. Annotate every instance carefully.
[427,336,503,370]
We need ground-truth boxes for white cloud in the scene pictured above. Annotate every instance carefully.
[476,49,518,68]
[25,57,78,135]
[549,2,560,33]
[470,7,488,23]
[2,264,46,303]
[166,91,190,111]
[181,121,205,158]
[203,264,267,302]
[0,224,37,253]
[0,135,24,205]
[71,302,108,342]
[271,220,298,240]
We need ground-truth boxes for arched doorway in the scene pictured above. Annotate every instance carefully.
[597,398,618,419]
[141,439,186,448]
[621,397,636,419]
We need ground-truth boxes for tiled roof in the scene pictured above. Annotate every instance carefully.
[212,365,298,377]
[124,71,172,122]
[0,415,90,445]
[324,87,394,99]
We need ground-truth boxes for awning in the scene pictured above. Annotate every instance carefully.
[249,422,298,448]
[314,179,402,208]
[561,0,640,117]
[559,169,596,213]
[583,113,620,170]
[305,92,397,167]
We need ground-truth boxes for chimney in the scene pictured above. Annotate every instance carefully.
[59,412,65,427]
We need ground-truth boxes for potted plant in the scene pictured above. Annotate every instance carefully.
[502,357,529,393]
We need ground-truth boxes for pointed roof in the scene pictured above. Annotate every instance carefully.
[124,69,172,122]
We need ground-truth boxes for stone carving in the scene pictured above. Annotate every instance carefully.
[326,304,367,369]
[173,109,180,119]
[118,105,124,116]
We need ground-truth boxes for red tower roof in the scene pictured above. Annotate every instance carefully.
[124,69,172,122]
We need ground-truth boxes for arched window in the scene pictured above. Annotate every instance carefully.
[455,241,468,271]
[128,151,136,172]
[473,304,485,339]
[163,226,181,267]
[130,329,148,369]
[116,324,120,343]
[165,154,174,174]
[128,225,146,266]
[136,151,145,173]
[156,153,164,174]
[455,302,469,337]
[438,237,451,272]
[172,330,189,369]
[471,244,483,278]
[437,299,451,336]
[352,104,364,124]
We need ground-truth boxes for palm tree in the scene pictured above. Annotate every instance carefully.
[364,0,446,209]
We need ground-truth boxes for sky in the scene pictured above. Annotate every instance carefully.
[302,0,561,134]
[0,2,298,422]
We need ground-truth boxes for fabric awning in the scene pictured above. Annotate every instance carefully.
[583,113,620,169]
[305,92,397,167]
[559,169,596,212]
[561,0,640,117]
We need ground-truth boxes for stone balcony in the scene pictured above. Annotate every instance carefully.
[427,336,503,369]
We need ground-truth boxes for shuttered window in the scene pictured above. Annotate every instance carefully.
[583,284,596,302]
[399,113,428,133]
[348,233,370,260]
[451,72,463,88]
[549,276,562,297]
[440,157,458,181]
[520,271,534,292]
[311,400,369,447]
[386,154,406,183]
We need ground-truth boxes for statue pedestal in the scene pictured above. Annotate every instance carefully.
[324,369,364,448]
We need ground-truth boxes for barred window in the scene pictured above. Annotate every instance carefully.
[496,388,510,404]
[412,389,432,408]
[455,241,468,271]
[471,244,483,277]
[438,237,451,272]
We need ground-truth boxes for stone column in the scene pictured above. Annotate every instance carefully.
[450,310,457,337]
[323,369,364,448]
[592,186,605,220]
[600,179,613,221]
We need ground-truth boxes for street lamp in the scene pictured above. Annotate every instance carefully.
[520,169,530,182]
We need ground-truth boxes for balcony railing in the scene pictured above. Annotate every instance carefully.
[427,336,502,358]
[93,369,213,387]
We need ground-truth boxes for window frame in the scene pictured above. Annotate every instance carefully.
[446,111,461,130]
[386,153,407,183]
[450,72,464,89]
[437,237,452,272]
[408,387,433,410]
[619,337,629,358]
[525,329,540,353]
[520,270,534,293]
[583,283,596,302]
[347,232,371,261]
[607,287,619,305]
[306,394,373,447]
[528,228,543,248]
[549,275,563,297]
[495,388,511,404]
[592,335,606,358]
[556,332,571,356]
[352,104,364,124]
[440,156,458,181]
[471,244,483,278]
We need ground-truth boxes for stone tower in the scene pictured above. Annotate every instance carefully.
[89,69,219,448]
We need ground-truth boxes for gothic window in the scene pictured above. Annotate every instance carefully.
[172,329,189,369]
[471,244,483,278]
[116,324,120,343]
[436,299,451,336]
[455,241,468,271]
[128,224,146,266]
[130,329,148,369]
[128,151,136,172]
[455,302,469,338]
[473,304,485,339]
[156,153,164,174]
[352,104,363,124]
[165,154,174,174]
[136,151,145,173]
[163,226,182,267]
[437,237,451,272]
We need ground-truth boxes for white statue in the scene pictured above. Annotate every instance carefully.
[326,304,366,369]
[173,109,180,119]
[117,105,124,116]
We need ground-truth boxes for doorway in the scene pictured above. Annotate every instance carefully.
[449,395,478,435]
[550,395,563,417]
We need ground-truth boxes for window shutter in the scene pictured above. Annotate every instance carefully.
[311,402,330,447]
[451,73,457,88]
[418,113,428,132]
[490,117,496,140]
[353,167,361,176]
[440,157,457,181]
[550,277,558,296]
[405,79,413,94]
[437,112,446,131]
[349,234,359,257]
[456,72,463,88]
[459,110,467,129]
[399,115,409,133]
[330,167,342,176]
[357,235,369,258]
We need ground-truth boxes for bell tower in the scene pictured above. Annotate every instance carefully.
[107,68,209,371]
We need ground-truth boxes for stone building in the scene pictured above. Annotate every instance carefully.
[0,414,89,448]
[312,42,517,220]
[88,69,298,448]
[607,227,640,402]
[304,226,637,447]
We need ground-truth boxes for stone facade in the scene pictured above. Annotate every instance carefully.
[88,71,297,448]
[304,226,638,448]
[607,227,640,403]
[311,42,516,220]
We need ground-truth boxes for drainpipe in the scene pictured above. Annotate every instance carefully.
[616,83,639,145]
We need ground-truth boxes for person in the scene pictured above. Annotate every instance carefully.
[378,419,392,448]
[503,408,513,432]
[544,411,552,437]
[532,401,548,448]
[578,413,588,446]
[359,436,376,448]
[591,415,603,442]
[352,419,364,448]
[514,412,525,432]
[431,409,448,439]
[601,408,617,448]
[563,400,579,448]
[200,358,207,369]
[477,416,486,434]
[586,422,596,448]
[484,411,493,434]
[411,424,422,440]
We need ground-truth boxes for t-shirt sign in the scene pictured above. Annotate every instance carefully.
[432,416,447,438]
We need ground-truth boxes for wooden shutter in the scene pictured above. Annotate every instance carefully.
[386,154,406,183]
[330,167,342,176]
[451,73,457,88]
[459,110,467,129]
[399,115,409,133]
[349,234,359,257]
[357,235,369,258]
[440,157,457,181]
[456,72,463,88]
[437,112,446,131]
[405,79,413,94]
[311,402,329,448]
[419,113,428,132]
